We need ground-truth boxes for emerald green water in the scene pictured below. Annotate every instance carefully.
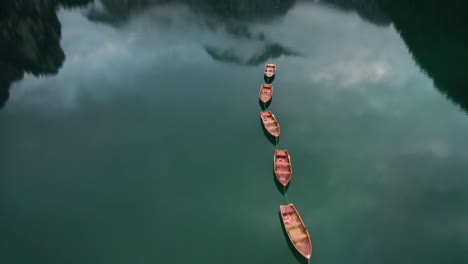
[1,1,467,264]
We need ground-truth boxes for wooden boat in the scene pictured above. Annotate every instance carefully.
[264,62,276,78]
[259,83,273,103]
[280,204,312,260]
[274,149,292,186]
[260,111,280,138]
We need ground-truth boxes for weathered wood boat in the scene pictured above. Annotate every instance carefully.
[260,111,280,138]
[259,83,273,103]
[280,203,312,260]
[274,149,292,186]
[264,62,276,78]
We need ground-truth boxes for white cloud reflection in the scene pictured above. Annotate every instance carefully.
[6,2,467,159]
[8,3,423,105]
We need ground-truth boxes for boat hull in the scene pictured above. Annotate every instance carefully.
[280,204,312,260]
[274,149,292,186]
[259,83,273,103]
[264,63,276,83]
[260,111,280,138]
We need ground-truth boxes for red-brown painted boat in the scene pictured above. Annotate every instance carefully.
[260,111,280,138]
[274,149,292,186]
[264,62,276,78]
[280,203,312,260]
[259,83,273,103]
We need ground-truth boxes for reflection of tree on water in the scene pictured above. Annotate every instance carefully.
[90,0,295,23]
[318,0,390,26]
[0,0,296,109]
[319,0,468,113]
[379,0,468,113]
[187,0,295,22]
[0,0,93,109]
[87,0,298,66]
[3,0,466,113]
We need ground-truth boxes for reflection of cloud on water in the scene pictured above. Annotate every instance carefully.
[205,43,298,66]
[8,1,466,123]
[85,0,299,65]
[311,61,391,87]
[9,3,296,109]
[247,3,417,91]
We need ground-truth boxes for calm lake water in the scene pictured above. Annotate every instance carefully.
[1,1,467,264]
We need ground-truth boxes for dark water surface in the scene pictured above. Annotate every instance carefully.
[1,1,467,263]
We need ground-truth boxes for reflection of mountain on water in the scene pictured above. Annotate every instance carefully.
[87,0,298,66]
[379,0,468,113]
[205,43,298,66]
[320,0,468,113]
[3,0,465,112]
[0,0,93,109]
[319,0,390,26]
[90,0,295,23]
[187,0,295,22]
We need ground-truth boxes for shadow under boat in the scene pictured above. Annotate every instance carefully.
[258,98,272,111]
[278,212,309,264]
[264,74,275,84]
[260,117,279,146]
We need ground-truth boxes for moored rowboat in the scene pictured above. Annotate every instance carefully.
[280,203,312,260]
[259,83,273,103]
[264,62,276,79]
[260,111,280,138]
[274,149,292,186]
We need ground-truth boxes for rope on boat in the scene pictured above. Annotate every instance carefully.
[283,186,290,204]
[261,67,313,262]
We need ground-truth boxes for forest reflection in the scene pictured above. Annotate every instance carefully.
[0,0,94,108]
